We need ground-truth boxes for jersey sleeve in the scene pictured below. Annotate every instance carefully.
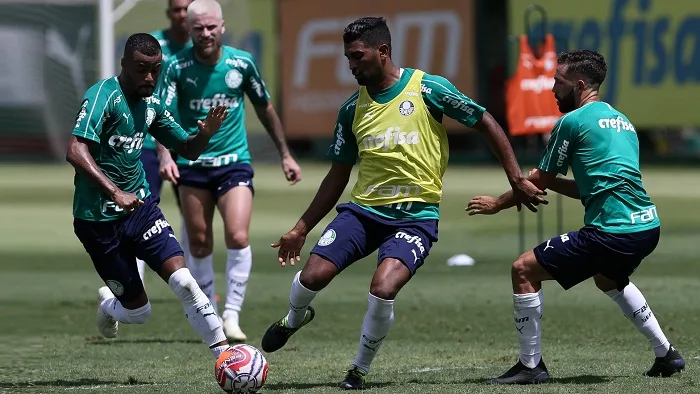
[420,73,485,128]
[326,96,358,164]
[72,81,113,142]
[159,58,181,123]
[240,53,271,106]
[148,96,189,150]
[538,115,577,175]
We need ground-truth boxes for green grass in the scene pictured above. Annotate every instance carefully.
[0,163,698,394]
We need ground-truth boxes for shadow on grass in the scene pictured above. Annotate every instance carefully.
[0,377,152,389]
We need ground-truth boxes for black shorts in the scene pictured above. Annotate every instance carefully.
[534,226,660,291]
[177,163,254,199]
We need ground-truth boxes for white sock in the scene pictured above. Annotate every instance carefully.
[101,298,151,324]
[136,258,147,283]
[211,345,230,359]
[605,282,670,357]
[352,294,395,374]
[513,290,543,368]
[168,268,227,358]
[186,254,218,315]
[223,246,252,322]
[285,271,318,328]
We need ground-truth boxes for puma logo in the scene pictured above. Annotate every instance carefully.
[186,77,198,87]
[543,239,553,251]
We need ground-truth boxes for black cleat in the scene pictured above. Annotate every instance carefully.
[340,366,366,390]
[487,358,550,385]
[644,344,685,377]
[261,306,315,353]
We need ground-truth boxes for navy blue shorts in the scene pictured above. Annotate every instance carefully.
[140,148,181,205]
[73,195,184,302]
[310,203,439,275]
[177,163,254,199]
[534,226,660,291]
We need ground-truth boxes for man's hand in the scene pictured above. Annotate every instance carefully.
[159,155,180,184]
[271,229,306,267]
[281,155,302,185]
[197,105,229,137]
[466,196,502,216]
[510,177,548,212]
[112,190,144,212]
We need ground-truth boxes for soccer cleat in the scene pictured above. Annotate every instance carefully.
[96,286,118,339]
[340,366,366,390]
[260,306,315,353]
[644,345,685,377]
[487,358,550,385]
[223,317,248,343]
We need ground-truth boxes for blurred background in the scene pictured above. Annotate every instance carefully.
[2,0,699,163]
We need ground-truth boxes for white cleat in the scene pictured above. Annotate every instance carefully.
[223,317,247,343]
[96,286,118,339]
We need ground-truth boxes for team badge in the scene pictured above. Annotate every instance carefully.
[399,100,415,116]
[225,70,243,89]
[317,229,336,246]
[145,108,156,127]
[106,280,125,296]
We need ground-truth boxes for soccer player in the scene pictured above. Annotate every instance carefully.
[136,0,195,283]
[467,49,685,384]
[66,33,232,363]
[160,0,302,342]
[261,17,545,389]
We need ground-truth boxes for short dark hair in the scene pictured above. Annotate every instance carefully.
[343,17,392,52]
[557,49,607,89]
[123,33,162,58]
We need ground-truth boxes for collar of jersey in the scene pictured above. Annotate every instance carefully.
[366,68,413,105]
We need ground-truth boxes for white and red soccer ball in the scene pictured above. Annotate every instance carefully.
[215,344,269,393]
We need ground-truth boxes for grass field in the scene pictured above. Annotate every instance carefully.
[0,162,698,394]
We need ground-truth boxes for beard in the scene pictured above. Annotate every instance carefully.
[556,90,577,113]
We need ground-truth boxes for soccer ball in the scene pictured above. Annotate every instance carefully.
[215,344,269,393]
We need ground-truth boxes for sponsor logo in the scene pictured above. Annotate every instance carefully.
[143,218,172,241]
[364,184,420,198]
[598,116,636,132]
[556,140,570,167]
[361,126,419,150]
[631,206,658,224]
[395,231,425,254]
[189,94,239,110]
[108,132,145,154]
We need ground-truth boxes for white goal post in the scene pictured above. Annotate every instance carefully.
[99,0,143,79]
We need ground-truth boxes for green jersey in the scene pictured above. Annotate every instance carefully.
[538,101,659,233]
[160,46,270,167]
[71,77,189,221]
[330,68,486,220]
[143,29,193,151]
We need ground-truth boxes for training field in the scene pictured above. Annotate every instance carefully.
[0,163,698,393]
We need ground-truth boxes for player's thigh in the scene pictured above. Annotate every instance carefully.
[533,229,600,290]
[597,226,661,291]
[309,205,379,274]
[179,185,216,241]
[216,186,253,249]
[73,218,145,304]
[377,220,439,276]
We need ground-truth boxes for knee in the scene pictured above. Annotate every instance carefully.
[189,233,212,257]
[298,255,337,291]
[369,283,398,301]
[511,256,530,283]
[594,274,619,292]
[226,230,249,249]
[126,302,151,324]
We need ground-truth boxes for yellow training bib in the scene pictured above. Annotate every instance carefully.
[350,69,449,207]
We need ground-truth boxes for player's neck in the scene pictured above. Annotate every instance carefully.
[366,65,401,95]
[194,47,223,66]
[116,75,140,102]
[167,27,190,46]
[578,90,600,108]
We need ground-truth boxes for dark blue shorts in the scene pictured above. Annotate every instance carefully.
[177,163,254,199]
[73,195,184,302]
[140,148,181,205]
[310,203,439,275]
[534,225,660,291]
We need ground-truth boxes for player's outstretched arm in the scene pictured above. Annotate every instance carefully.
[466,168,558,215]
[528,168,580,199]
[175,105,229,160]
[271,162,352,266]
[65,136,143,211]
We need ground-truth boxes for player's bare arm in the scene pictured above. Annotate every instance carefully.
[253,102,302,185]
[271,162,353,266]
[174,105,228,160]
[466,168,557,215]
[156,140,180,184]
[528,167,580,199]
[66,136,143,211]
[472,111,546,212]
